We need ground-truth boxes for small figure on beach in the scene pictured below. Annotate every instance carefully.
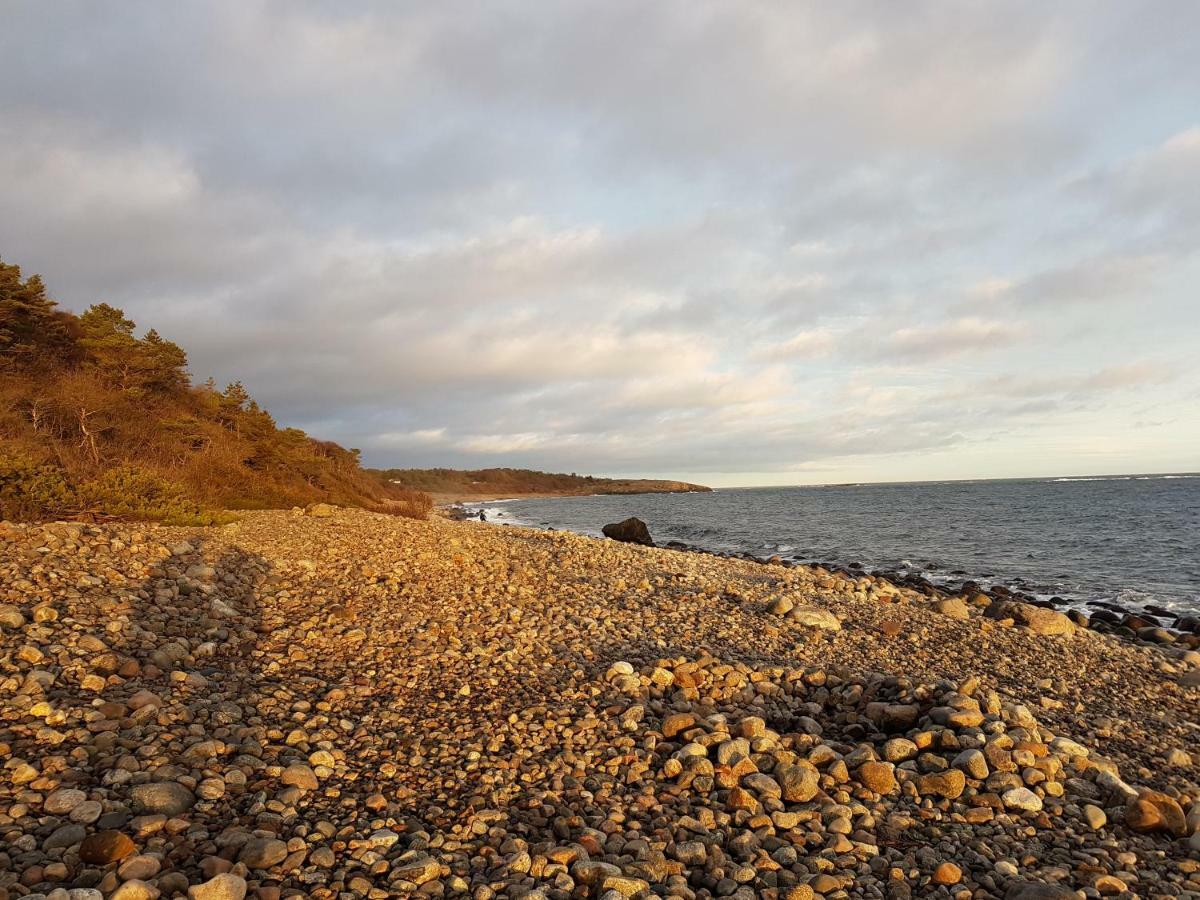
[478,509,487,521]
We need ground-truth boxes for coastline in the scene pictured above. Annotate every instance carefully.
[2,507,1197,898]
[462,491,1200,645]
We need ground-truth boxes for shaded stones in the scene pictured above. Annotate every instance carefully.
[78,830,136,865]
[130,783,195,816]
[1004,885,1078,900]
[238,837,288,869]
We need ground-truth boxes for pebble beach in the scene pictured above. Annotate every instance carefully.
[1,507,1198,900]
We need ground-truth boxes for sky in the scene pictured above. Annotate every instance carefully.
[1,2,1198,487]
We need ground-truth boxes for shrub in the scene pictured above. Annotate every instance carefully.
[0,452,76,520]
[76,466,229,526]
[384,487,434,520]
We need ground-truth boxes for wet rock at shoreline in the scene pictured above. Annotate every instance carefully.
[601,516,654,546]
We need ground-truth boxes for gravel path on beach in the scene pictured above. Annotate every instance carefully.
[1,508,1197,899]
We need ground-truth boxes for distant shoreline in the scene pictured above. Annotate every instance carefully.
[434,486,711,507]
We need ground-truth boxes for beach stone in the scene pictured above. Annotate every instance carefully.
[953,748,989,779]
[661,713,696,738]
[1004,885,1078,899]
[788,606,841,631]
[239,838,288,869]
[110,881,158,900]
[393,855,441,885]
[304,503,336,517]
[78,830,135,864]
[601,517,654,546]
[932,862,962,885]
[1002,787,1043,813]
[918,770,966,799]
[1083,804,1107,830]
[45,823,87,850]
[933,597,970,619]
[984,600,1075,635]
[857,761,897,794]
[776,764,820,802]
[1125,789,1187,836]
[1165,747,1192,767]
[44,788,87,814]
[280,763,318,790]
[187,874,247,900]
[0,604,25,628]
[130,783,194,816]
[767,596,794,616]
[118,855,161,881]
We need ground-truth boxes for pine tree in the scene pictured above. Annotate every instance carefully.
[0,260,79,371]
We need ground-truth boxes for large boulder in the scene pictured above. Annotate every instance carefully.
[984,600,1075,636]
[602,518,654,547]
[305,503,337,518]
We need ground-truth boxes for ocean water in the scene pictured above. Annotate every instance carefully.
[473,475,1200,615]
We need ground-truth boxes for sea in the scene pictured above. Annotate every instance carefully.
[468,474,1200,616]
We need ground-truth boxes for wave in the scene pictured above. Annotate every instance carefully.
[1051,473,1198,482]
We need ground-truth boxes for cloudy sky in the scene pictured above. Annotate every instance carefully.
[2,2,1198,485]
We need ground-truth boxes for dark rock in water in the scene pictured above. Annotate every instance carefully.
[1067,609,1090,627]
[992,585,1011,596]
[1137,626,1175,644]
[1090,609,1121,625]
[1122,614,1158,630]
[1176,615,1200,634]
[601,517,654,546]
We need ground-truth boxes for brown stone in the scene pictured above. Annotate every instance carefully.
[79,830,136,865]
[856,761,897,794]
[932,862,962,885]
[1125,789,1187,836]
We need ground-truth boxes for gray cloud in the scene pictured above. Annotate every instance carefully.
[1,1,1198,482]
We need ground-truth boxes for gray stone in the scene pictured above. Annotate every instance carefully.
[130,783,195,816]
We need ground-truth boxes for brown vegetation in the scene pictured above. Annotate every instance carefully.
[0,259,430,523]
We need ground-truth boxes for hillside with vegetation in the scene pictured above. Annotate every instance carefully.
[0,260,430,523]
[375,466,711,499]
